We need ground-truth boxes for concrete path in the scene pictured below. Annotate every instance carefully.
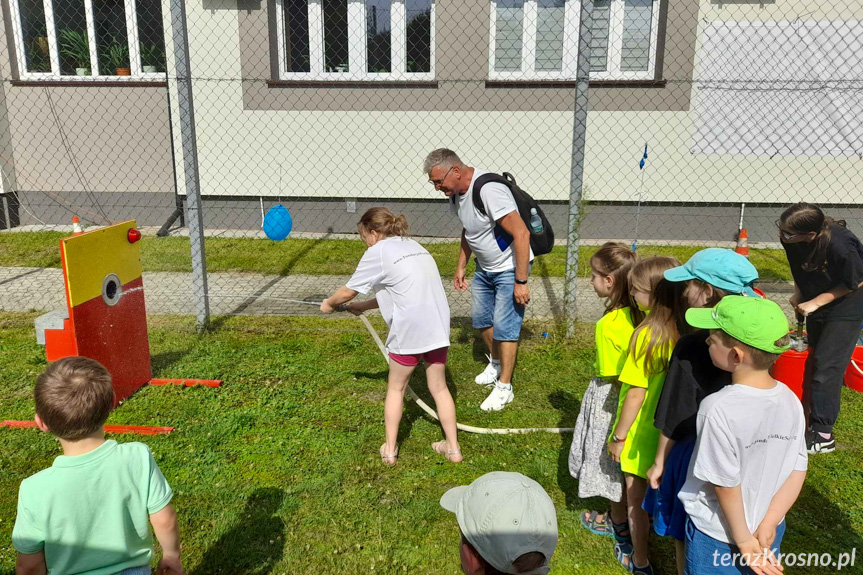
[0,266,794,323]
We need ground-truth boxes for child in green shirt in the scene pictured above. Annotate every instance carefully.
[609,256,689,575]
[12,357,182,575]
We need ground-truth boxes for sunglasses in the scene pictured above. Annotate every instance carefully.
[775,219,803,240]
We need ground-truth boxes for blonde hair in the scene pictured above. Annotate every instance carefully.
[35,357,115,440]
[629,256,689,375]
[590,242,643,324]
[357,207,410,238]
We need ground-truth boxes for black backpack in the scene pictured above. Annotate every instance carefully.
[472,172,555,256]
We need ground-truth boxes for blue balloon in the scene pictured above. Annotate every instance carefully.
[263,205,293,241]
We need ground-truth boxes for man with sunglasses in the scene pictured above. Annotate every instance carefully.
[423,148,533,412]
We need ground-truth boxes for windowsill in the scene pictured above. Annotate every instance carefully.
[267,80,439,89]
[485,79,667,88]
[12,79,167,88]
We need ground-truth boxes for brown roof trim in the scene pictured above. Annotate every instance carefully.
[266,80,439,89]
[485,79,668,89]
[10,80,167,88]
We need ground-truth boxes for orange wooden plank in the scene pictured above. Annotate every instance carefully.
[1,420,173,435]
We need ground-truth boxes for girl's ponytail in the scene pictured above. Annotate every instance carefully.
[357,207,410,238]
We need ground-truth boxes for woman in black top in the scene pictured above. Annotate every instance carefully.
[778,203,863,454]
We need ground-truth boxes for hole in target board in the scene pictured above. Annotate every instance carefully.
[102,274,122,306]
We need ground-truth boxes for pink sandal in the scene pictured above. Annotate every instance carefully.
[432,441,463,463]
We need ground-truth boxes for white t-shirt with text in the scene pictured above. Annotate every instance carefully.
[346,237,451,355]
[678,381,808,543]
[455,169,534,273]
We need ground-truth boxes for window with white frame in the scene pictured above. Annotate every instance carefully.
[9,0,166,80]
[275,0,435,80]
[489,0,660,81]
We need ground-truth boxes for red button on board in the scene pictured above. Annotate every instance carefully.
[127,228,142,243]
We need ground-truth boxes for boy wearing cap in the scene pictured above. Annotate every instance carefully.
[678,297,808,575]
[440,471,558,575]
[645,249,759,574]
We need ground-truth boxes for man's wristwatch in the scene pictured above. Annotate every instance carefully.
[610,433,625,444]
[515,279,528,285]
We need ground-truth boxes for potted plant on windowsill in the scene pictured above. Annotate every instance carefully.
[140,43,163,73]
[59,29,90,76]
[26,22,50,72]
[106,42,130,75]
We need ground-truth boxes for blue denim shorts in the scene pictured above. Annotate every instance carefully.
[471,266,526,341]
[117,567,151,575]
[685,518,785,575]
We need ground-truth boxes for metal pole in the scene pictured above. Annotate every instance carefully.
[564,0,593,338]
[170,0,209,330]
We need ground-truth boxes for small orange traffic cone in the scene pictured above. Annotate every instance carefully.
[72,216,83,235]
[735,227,749,258]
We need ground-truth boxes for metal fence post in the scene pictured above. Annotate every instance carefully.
[564,0,593,337]
[169,0,209,330]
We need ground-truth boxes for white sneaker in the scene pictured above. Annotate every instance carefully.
[475,355,502,386]
[481,383,514,412]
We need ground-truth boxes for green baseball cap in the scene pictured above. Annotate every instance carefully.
[440,472,557,575]
[686,295,791,354]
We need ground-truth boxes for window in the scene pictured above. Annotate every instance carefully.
[489,0,660,81]
[9,0,166,80]
[275,0,435,80]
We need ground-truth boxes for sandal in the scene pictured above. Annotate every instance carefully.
[618,553,654,575]
[380,444,398,466]
[432,441,463,463]
[580,510,613,537]
[611,518,632,546]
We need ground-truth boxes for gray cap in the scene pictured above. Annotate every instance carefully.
[440,472,558,575]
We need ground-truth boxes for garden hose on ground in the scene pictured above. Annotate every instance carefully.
[356,315,574,435]
[279,298,574,435]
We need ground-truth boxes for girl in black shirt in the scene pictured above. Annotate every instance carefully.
[778,203,863,454]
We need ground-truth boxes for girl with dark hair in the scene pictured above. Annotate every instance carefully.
[778,202,863,453]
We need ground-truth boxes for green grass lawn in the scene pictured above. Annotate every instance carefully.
[0,232,794,281]
[2,312,859,574]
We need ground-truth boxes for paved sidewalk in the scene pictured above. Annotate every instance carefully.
[0,266,793,323]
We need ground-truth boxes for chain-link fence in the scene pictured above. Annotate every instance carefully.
[1,0,862,332]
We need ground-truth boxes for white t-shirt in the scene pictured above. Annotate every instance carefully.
[678,381,808,543]
[346,237,450,355]
[454,169,534,273]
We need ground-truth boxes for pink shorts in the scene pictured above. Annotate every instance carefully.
[389,347,449,367]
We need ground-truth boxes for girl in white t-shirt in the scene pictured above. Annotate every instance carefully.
[321,208,462,466]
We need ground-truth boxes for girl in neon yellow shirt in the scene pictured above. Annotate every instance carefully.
[609,256,689,575]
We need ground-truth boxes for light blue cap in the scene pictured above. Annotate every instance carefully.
[664,248,759,297]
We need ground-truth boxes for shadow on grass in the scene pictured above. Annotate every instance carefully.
[783,480,863,561]
[352,365,459,448]
[548,390,581,512]
[190,487,287,575]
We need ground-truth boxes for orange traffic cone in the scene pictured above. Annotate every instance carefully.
[735,227,749,258]
[72,216,83,235]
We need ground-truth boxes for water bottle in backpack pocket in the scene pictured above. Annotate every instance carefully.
[472,172,555,256]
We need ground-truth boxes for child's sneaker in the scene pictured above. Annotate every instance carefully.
[806,429,836,454]
[475,355,501,386]
[480,382,514,411]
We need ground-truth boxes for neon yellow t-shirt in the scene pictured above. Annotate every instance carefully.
[595,307,636,378]
[613,327,673,478]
